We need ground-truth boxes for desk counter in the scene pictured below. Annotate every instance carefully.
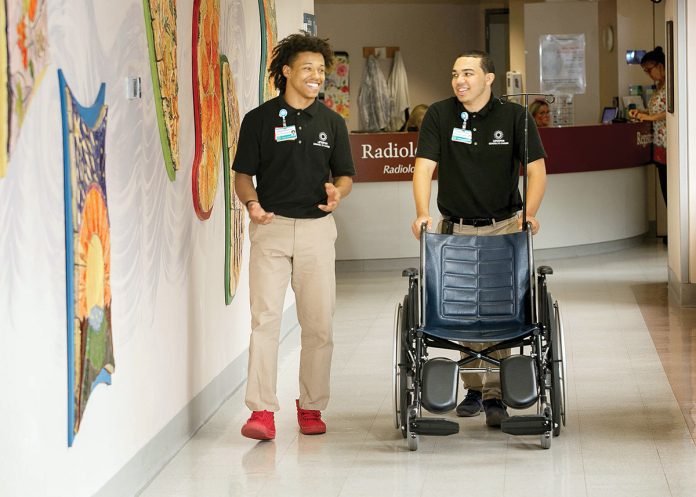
[335,123,653,261]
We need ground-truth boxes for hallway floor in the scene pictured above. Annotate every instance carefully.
[140,240,696,497]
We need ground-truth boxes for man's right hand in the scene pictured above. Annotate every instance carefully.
[411,216,432,240]
[248,202,275,225]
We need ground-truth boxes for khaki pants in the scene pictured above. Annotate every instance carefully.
[438,214,520,400]
[245,215,337,412]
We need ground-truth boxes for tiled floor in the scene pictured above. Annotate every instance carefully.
[140,240,696,497]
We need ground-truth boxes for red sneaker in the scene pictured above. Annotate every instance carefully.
[296,399,327,435]
[241,410,275,440]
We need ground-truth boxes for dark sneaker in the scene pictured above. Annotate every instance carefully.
[456,389,483,417]
[241,410,276,440]
[483,399,509,427]
[296,399,326,435]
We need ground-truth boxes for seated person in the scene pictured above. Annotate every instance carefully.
[400,104,429,131]
[529,99,551,128]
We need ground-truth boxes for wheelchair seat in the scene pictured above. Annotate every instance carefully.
[420,230,537,342]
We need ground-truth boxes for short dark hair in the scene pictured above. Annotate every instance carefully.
[269,33,334,94]
[456,50,496,75]
[641,46,665,67]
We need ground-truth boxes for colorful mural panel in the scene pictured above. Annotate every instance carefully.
[258,0,277,103]
[192,0,222,220]
[1,0,50,178]
[322,51,349,119]
[220,55,244,304]
[58,70,115,447]
[143,0,180,181]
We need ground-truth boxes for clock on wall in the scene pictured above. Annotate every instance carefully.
[602,25,615,52]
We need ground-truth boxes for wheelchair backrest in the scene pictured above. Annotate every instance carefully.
[421,230,531,332]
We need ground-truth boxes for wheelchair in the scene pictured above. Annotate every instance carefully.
[393,221,567,450]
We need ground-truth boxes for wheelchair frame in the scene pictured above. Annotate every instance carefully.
[393,224,567,450]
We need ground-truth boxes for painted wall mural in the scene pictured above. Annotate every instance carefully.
[0,0,50,178]
[191,0,222,221]
[143,0,180,181]
[258,0,277,103]
[220,55,244,305]
[58,69,115,447]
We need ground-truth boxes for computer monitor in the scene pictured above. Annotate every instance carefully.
[601,107,618,124]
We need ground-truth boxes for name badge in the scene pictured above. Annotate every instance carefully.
[451,128,472,144]
[275,125,297,142]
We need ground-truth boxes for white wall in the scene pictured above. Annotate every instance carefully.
[0,1,310,496]
[524,1,600,125]
[315,3,484,131]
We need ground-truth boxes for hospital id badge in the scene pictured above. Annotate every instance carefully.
[451,128,472,144]
[275,125,297,142]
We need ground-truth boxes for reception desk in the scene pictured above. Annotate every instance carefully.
[334,122,653,262]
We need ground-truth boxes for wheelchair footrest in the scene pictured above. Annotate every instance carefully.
[501,415,551,436]
[412,418,460,436]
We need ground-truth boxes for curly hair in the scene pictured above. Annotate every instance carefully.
[269,33,334,94]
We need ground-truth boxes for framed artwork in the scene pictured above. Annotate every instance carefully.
[220,55,245,304]
[322,51,349,119]
[258,0,277,103]
[143,0,180,180]
[1,0,50,178]
[58,69,114,447]
[191,0,222,220]
[666,20,674,114]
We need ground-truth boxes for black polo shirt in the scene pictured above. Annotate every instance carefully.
[232,96,355,219]
[417,95,546,220]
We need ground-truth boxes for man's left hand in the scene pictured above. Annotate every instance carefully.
[519,215,540,234]
[318,183,341,212]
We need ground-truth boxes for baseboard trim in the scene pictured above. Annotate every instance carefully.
[668,268,696,307]
[533,234,648,260]
[336,235,648,272]
[94,305,299,497]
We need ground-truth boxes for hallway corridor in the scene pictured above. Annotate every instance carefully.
[140,241,696,497]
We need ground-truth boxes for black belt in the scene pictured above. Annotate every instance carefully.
[444,215,514,227]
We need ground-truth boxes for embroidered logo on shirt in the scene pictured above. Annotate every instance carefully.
[313,131,331,148]
[489,130,509,145]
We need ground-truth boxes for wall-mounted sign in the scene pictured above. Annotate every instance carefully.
[540,34,586,95]
[349,132,436,182]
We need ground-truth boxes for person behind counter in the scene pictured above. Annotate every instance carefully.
[400,104,429,131]
[628,47,667,208]
[529,99,551,128]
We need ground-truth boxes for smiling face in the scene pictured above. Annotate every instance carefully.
[451,56,495,112]
[282,51,326,108]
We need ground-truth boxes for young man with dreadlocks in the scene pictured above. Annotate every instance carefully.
[233,33,355,440]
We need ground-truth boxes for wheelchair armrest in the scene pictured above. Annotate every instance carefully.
[537,265,554,276]
[402,268,418,278]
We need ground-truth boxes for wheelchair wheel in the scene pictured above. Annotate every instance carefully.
[550,299,567,436]
[393,295,413,438]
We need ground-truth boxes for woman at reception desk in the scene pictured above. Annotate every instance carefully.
[335,120,653,262]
